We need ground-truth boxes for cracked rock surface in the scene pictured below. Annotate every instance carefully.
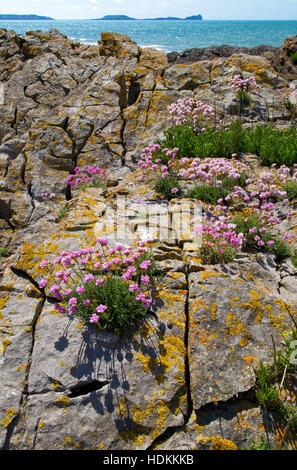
[0,29,297,450]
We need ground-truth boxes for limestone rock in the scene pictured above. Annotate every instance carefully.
[0,29,297,451]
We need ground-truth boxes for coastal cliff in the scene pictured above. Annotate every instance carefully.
[0,29,297,451]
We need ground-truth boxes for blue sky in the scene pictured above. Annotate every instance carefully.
[1,0,297,20]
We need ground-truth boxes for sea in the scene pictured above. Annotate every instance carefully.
[0,19,296,53]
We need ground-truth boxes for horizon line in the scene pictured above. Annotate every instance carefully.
[0,14,297,21]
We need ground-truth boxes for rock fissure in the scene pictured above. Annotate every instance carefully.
[2,295,46,450]
[194,386,258,426]
[147,261,193,450]
[9,266,55,303]
[184,262,194,423]
[67,379,110,398]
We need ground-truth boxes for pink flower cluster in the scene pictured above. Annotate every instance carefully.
[224,164,297,226]
[38,238,154,325]
[229,74,261,93]
[41,192,56,199]
[178,157,247,184]
[167,98,215,132]
[67,165,108,188]
[194,216,245,254]
[138,143,179,173]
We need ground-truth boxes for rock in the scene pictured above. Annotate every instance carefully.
[99,32,140,59]
[167,44,275,65]
[267,34,297,81]
[0,29,297,451]
[5,272,188,450]
[188,268,294,408]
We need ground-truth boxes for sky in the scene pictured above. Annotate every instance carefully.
[0,0,297,20]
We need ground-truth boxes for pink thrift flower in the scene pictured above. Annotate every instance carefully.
[39,279,48,289]
[141,275,150,285]
[89,313,100,324]
[85,274,94,282]
[136,292,146,302]
[54,304,66,314]
[96,304,107,313]
[171,187,179,194]
[129,283,139,292]
[142,298,152,308]
[55,270,65,279]
[127,266,137,276]
[139,260,151,270]
[76,286,85,294]
[68,297,77,306]
[103,261,112,270]
[83,299,90,306]
[122,272,131,281]
[96,238,108,246]
[40,260,49,268]
[96,278,104,286]
[50,284,61,294]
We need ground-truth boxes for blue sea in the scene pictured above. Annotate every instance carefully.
[0,19,296,53]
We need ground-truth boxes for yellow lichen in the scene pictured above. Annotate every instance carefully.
[209,435,238,450]
[1,408,18,428]
[0,338,10,354]
[55,396,69,408]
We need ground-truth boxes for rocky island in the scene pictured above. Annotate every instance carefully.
[0,28,297,452]
[94,14,203,20]
[0,14,53,20]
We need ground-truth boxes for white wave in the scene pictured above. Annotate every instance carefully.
[139,44,169,52]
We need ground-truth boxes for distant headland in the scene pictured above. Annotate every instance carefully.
[93,14,203,21]
[0,14,53,20]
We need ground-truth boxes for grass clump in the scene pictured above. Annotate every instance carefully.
[159,121,297,167]
[232,213,291,262]
[254,361,280,410]
[154,175,183,200]
[292,250,297,269]
[290,51,297,65]
[185,171,249,204]
[236,90,251,105]
[57,206,68,222]
[253,318,297,449]
[284,181,297,201]
[0,246,8,258]
[186,184,230,205]
[70,276,148,331]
